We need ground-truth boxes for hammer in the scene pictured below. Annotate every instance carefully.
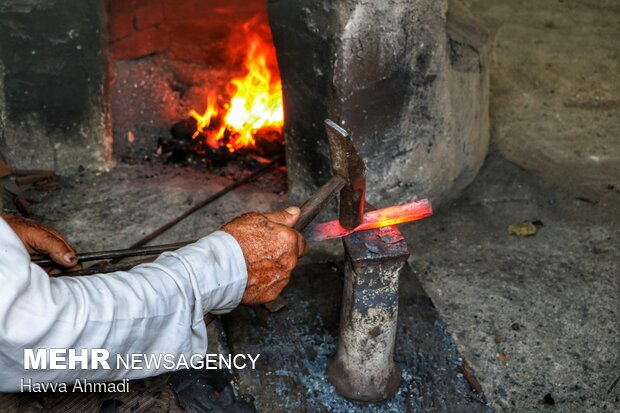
[293,119,366,232]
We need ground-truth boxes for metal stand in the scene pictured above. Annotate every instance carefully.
[327,224,409,402]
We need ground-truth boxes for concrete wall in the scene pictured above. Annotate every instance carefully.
[464,0,620,199]
[107,0,265,65]
[0,0,107,171]
[269,0,490,207]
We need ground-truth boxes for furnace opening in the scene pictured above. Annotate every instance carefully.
[106,0,284,167]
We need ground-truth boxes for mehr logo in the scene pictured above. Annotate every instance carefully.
[23,349,261,370]
[24,349,111,370]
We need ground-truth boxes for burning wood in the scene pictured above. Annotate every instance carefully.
[187,19,284,155]
[155,17,284,166]
[159,124,283,166]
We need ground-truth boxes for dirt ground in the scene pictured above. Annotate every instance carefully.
[0,145,614,412]
[406,152,619,412]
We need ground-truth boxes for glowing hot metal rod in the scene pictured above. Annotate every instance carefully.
[303,199,432,242]
[31,200,431,271]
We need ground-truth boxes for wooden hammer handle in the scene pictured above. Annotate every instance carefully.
[294,175,346,232]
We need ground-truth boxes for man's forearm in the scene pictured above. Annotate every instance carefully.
[0,219,247,392]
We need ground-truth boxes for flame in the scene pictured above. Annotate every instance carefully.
[189,21,283,152]
[188,92,219,147]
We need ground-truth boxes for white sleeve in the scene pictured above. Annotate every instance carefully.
[0,218,247,391]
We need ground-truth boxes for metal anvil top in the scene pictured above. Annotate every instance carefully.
[343,225,409,263]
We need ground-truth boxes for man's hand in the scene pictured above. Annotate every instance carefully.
[2,215,78,271]
[221,206,306,305]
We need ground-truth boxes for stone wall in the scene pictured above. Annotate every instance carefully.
[107,0,265,64]
[0,0,107,171]
[269,0,490,207]
[465,0,619,200]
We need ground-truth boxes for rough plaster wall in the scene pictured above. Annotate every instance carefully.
[0,58,6,162]
[464,0,620,198]
[270,0,490,207]
[0,0,106,171]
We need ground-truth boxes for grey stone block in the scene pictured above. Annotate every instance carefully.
[0,0,107,171]
[269,0,490,206]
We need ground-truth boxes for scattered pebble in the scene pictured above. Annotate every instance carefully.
[495,353,509,363]
[543,393,556,405]
[508,221,538,237]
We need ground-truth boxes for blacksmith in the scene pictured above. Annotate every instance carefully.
[0,207,305,391]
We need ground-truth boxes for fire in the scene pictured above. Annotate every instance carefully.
[189,20,284,153]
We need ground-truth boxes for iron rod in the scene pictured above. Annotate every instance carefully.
[127,155,282,250]
[59,262,149,277]
[33,240,195,266]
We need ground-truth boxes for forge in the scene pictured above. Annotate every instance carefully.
[0,0,489,206]
[107,0,285,164]
[4,0,616,413]
[0,0,491,411]
[0,0,494,407]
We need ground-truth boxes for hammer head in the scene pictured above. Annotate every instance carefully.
[325,119,366,230]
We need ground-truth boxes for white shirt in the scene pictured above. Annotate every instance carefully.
[0,218,247,392]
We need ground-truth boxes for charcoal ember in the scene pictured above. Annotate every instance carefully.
[157,138,191,164]
[165,118,282,167]
[254,128,284,156]
[170,117,198,141]
[220,127,235,146]
[186,133,236,167]
[167,148,188,164]
[157,138,190,153]
[208,146,236,167]
[188,133,212,154]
